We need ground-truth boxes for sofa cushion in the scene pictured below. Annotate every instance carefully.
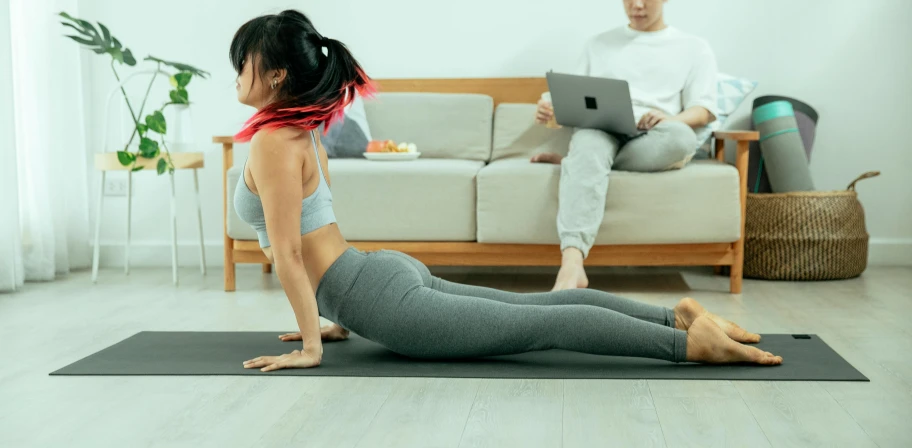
[227,160,483,242]
[492,103,572,161]
[329,159,482,241]
[476,159,741,245]
[364,93,493,161]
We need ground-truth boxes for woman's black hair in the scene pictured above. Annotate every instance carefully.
[230,10,374,141]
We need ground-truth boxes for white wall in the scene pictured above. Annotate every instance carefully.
[76,0,912,266]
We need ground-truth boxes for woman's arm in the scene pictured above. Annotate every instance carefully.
[244,130,323,370]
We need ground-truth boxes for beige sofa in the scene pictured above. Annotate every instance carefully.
[215,78,755,293]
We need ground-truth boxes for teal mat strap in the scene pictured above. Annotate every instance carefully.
[759,128,799,143]
[753,100,795,125]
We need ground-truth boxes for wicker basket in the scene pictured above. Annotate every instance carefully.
[743,171,880,281]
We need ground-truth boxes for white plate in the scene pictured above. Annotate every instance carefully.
[363,152,421,161]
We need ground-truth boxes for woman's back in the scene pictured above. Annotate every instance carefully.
[238,127,351,288]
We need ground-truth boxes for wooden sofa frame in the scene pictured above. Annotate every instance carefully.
[214,78,756,294]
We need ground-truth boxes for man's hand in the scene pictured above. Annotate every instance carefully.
[243,348,321,372]
[279,324,349,342]
[530,153,564,164]
[535,98,560,127]
[637,109,669,130]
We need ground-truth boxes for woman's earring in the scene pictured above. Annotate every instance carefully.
[271,79,278,90]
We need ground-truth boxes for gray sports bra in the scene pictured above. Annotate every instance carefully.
[234,131,336,248]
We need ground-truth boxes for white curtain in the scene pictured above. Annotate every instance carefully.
[0,0,90,292]
[1,0,23,291]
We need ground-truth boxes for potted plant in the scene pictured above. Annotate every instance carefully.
[58,12,209,174]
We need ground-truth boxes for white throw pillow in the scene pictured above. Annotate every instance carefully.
[693,73,758,156]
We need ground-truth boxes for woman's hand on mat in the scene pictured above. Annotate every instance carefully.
[637,109,668,130]
[279,332,303,341]
[320,324,350,341]
[279,324,349,342]
[244,349,322,372]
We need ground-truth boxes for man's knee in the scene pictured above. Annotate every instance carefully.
[654,121,697,169]
[655,121,697,151]
[565,129,619,173]
[570,129,618,156]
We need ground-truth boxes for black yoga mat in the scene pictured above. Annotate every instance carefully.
[50,332,868,381]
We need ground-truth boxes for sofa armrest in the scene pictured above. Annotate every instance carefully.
[712,131,758,141]
[711,130,755,294]
[711,130,755,175]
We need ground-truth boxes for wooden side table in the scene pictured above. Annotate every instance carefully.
[91,152,207,285]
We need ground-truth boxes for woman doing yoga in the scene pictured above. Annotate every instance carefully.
[232,10,782,372]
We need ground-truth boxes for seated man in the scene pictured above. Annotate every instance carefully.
[533,0,718,291]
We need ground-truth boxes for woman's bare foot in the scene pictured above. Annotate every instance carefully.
[531,153,564,164]
[552,248,588,291]
[686,316,782,365]
[674,297,761,344]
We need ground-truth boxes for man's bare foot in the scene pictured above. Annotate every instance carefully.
[552,249,588,291]
[553,264,589,291]
[674,297,761,344]
[686,316,782,365]
[531,153,564,164]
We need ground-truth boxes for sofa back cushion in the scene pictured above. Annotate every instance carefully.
[491,103,573,161]
[364,93,494,161]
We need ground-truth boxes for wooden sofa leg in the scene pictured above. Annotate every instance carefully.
[262,263,272,274]
[730,241,744,294]
[225,237,236,292]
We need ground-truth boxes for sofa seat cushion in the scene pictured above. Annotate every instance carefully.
[476,159,741,245]
[228,159,483,242]
[228,159,484,241]
[330,159,482,241]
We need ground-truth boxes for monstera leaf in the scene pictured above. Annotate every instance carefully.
[58,12,208,176]
[59,12,135,66]
[146,56,210,79]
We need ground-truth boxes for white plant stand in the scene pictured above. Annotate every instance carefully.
[91,69,206,285]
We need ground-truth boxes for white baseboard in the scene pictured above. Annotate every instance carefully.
[98,242,227,268]
[868,238,912,266]
[98,238,912,269]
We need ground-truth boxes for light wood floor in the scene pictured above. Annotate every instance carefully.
[1,266,910,448]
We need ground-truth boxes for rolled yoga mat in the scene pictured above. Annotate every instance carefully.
[752,100,816,192]
[748,96,819,193]
[50,331,868,381]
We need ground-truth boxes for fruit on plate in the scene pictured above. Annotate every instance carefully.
[366,140,388,153]
[366,140,417,153]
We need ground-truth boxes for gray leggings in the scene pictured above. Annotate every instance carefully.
[316,248,688,362]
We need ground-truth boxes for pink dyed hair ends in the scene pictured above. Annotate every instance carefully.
[233,67,377,143]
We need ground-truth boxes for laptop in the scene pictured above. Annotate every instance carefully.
[545,71,645,138]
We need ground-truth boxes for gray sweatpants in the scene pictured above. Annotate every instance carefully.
[559,121,698,258]
[316,248,688,362]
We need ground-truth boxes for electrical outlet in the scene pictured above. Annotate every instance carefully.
[104,178,128,197]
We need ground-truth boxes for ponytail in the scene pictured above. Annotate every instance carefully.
[232,11,376,142]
